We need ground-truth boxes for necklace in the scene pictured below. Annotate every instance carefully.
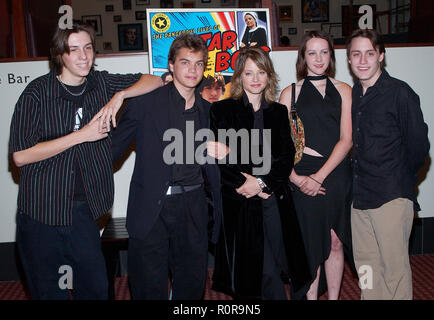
[306,74,327,81]
[57,75,87,96]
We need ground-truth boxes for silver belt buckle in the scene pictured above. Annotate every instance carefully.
[166,186,172,195]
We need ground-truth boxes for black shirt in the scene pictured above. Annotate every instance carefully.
[351,69,429,211]
[62,81,87,201]
[242,27,267,48]
[168,88,204,186]
[243,93,268,152]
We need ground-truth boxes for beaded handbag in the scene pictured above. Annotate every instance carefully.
[288,83,305,165]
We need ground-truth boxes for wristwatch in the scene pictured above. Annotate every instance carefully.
[257,177,266,191]
[257,177,272,194]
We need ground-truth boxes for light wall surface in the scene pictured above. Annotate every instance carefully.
[0,46,432,243]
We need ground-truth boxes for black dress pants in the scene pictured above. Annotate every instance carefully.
[16,201,108,300]
[128,187,209,300]
[262,194,288,300]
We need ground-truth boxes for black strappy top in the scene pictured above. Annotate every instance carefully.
[295,75,342,157]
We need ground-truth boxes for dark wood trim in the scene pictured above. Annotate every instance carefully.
[272,42,434,52]
[94,52,148,58]
[271,46,299,52]
[262,0,274,47]
[0,51,149,63]
[382,42,434,48]
[11,0,27,58]
[0,56,49,63]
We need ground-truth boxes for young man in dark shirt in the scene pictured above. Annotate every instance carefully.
[346,29,429,300]
[9,23,161,300]
[112,34,222,300]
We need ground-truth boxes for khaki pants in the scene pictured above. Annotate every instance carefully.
[351,198,414,300]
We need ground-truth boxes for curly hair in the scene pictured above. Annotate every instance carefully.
[230,47,278,104]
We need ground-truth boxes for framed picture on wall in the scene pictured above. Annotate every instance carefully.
[135,11,146,20]
[103,42,112,51]
[123,0,132,10]
[182,1,195,8]
[301,0,329,23]
[279,5,293,22]
[114,15,122,22]
[105,5,114,12]
[304,28,316,34]
[82,15,102,36]
[118,23,144,51]
[288,27,297,35]
[160,0,174,8]
[221,0,235,6]
[136,0,150,4]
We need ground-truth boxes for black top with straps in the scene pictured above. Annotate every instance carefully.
[295,75,341,157]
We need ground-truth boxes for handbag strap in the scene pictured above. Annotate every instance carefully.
[290,83,296,112]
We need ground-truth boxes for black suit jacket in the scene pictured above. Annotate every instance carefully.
[112,82,222,242]
[210,96,311,297]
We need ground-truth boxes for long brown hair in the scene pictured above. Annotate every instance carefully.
[230,47,278,104]
[50,23,96,75]
[296,30,336,80]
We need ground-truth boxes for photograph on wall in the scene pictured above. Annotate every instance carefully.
[288,27,297,35]
[279,5,293,23]
[123,0,132,10]
[103,42,113,51]
[82,15,102,36]
[147,8,271,78]
[160,0,174,8]
[136,11,146,20]
[118,23,144,51]
[182,1,195,8]
[237,10,271,49]
[301,0,329,23]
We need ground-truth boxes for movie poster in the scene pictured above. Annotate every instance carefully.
[147,9,271,78]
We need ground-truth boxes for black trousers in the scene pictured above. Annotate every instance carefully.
[16,201,108,300]
[128,187,209,300]
[262,194,288,300]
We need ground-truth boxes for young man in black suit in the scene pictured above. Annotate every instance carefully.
[112,34,222,300]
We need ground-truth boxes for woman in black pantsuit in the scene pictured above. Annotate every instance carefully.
[210,47,311,300]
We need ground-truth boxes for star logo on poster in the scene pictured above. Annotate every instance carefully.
[151,13,170,33]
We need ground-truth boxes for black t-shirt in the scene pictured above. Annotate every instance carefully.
[168,98,204,186]
[61,81,87,201]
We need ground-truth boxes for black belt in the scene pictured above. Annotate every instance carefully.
[165,184,202,196]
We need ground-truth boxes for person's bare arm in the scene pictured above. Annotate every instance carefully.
[299,81,353,196]
[13,113,108,167]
